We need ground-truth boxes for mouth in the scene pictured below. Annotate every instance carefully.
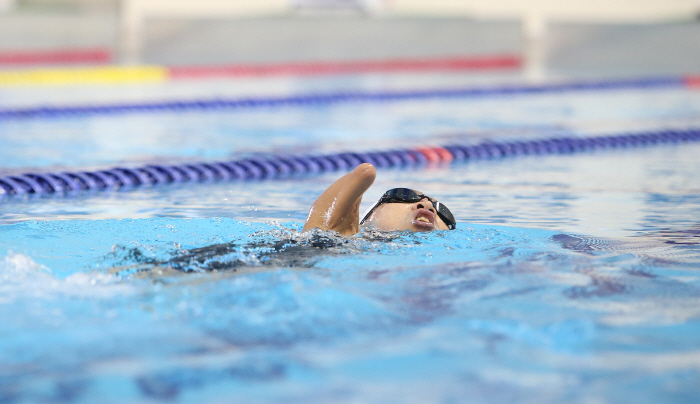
[411,208,436,230]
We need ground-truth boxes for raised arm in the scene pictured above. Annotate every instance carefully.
[302,163,376,235]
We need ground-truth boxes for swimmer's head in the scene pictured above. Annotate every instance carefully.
[360,188,456,232]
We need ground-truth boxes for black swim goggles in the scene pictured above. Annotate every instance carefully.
[360,188,456,230]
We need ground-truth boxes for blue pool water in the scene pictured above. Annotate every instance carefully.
[1,73,700,403]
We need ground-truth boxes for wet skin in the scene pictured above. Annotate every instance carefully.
[302,163,452,235]
[303,163,377,235]
[362,198,451,232]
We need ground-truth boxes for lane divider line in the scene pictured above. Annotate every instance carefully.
[169,55,522,78]
[0,55,520,86]
[0,48,112,66]
[0,76,689,119]
[0,66,169,87]
[1,128,698,199]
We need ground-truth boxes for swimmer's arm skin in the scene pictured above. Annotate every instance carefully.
[302,163,376,235]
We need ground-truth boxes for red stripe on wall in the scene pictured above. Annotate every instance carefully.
[170,55,522,79]
[0,48,111,65]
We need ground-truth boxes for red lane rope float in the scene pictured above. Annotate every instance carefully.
[417,147,453,163]
[684,75,700,88]
[0,48,111,66]
[169,55,521,79]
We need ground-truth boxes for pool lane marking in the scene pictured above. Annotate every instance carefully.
[0,76,689,119]
[0,55,521,86]
[0,66,169,86]
[169,55,521,78]
[1,128,698,198]
[0,48,112,65]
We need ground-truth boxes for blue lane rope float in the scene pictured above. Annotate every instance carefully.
[1,128,699,199]
[0,76,688,120]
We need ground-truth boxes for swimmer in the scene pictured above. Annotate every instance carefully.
[303,163,456,235]
[108,163,455,276]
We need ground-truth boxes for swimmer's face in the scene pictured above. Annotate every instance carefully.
[363,194,451,232]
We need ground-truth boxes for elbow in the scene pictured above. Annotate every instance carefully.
[354,163,376,183]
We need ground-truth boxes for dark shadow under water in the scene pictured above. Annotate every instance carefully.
[107,230,402,277]
[105,223,700,281]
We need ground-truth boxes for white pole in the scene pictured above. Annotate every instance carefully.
[0,0,15,13]
[522,11,547,83]
[119,0,144,64]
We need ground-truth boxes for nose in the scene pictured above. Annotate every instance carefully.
[414,198,435,213]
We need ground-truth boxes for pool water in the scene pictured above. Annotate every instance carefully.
[1,72,700,403]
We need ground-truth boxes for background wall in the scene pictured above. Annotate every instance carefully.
[0,0,698,79]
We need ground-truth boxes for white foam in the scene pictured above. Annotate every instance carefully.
[0,252,133,303]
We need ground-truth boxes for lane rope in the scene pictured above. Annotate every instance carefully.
[0,76,691,120]
[1,128,698,199]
